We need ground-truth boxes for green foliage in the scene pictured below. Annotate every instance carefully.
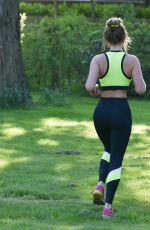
[0,87,30,108]
[22,12,98,91]
[41,88,71,106]
[96,4,136,18]
[71,3,93,17]
[136,6,150,18]
[71,3,136,19]
[20,3,150,18]
[129,21,150,99]
[22,13,150,98]
[20,2,52,16]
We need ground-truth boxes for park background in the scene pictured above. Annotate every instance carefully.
[0,0,150,229]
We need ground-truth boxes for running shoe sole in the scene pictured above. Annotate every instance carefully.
[93,190,105,205]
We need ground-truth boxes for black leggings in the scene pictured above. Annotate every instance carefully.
[93,98,132,204]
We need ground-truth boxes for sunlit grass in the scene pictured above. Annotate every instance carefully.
[42,118,81,127]
[0,157,30,170]
[0,160,9,169]
[0,96,149,229]
[37,138,59,146]
[1,127,26,139]
[132,124,150,134]
[55,163,72,172]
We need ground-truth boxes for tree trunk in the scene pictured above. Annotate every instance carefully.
[91,0,96,22]
[53,0,58,17]
[0,0,31,107]
[144,0,149,6]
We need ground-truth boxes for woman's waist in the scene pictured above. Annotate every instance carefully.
[101,90,127,99]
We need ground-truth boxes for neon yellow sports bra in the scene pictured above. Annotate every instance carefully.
[99,51,132,91]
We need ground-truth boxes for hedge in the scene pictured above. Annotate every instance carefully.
[20,3,150,18]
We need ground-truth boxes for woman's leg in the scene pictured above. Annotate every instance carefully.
[93,108,111,204]
[93,123,111,183]
[105,127,131,204]
[98,127,111,183]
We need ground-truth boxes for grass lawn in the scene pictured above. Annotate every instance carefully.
[0,95,149,230]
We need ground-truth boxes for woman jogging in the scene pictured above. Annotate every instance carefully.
[85,17,146,218]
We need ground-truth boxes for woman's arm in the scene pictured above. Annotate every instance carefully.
[85,55,100,95]
[132,56,146,95]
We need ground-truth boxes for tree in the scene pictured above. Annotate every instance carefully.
[91,0,96,21]
[53,0,58,17]
[144,0,150,6]
[0,0,31,107]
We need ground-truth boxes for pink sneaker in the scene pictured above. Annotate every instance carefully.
[92,184,105,205]
[102,207,115,218]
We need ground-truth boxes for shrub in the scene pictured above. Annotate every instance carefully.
[0,87,29,108]
[40,88,71,106]
[136,6,150,18]
[129,21,150,99]
[20,3,150,19]
[20,3,52,16]
[22,12,98,91]
[96,4,136,19]
[71,3,92,17]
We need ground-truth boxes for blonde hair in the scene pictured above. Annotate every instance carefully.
[103,17,131,52]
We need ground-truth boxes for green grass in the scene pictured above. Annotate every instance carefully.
[0,96,149,229]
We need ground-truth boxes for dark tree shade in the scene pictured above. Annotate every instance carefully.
[144,0,150,6]
[0,0,31,107]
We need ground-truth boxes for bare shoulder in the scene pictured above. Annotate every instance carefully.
[92,53,106,63]
[125,54,140,65]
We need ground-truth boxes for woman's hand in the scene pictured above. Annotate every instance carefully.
[90,84,101,97]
